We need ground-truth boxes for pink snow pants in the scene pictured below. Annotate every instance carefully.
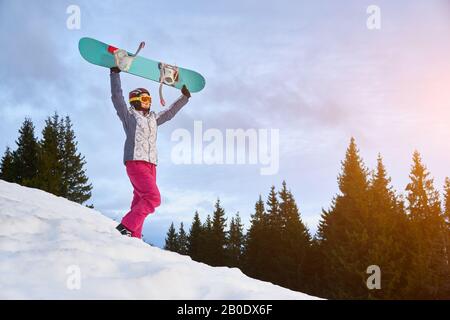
[121,160,161,238]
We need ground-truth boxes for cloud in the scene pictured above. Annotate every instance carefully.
[1,0,449,248]
[0,2,72,96]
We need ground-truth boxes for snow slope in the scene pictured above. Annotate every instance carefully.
[0,180,318,300]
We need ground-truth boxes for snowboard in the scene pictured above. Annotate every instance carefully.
[78,37,205,93]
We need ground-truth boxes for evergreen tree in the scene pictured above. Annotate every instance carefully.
[204,214,212,233]
[404,151,448,298]
[262,185,283,284]
[316,137,371,299]
[266,186,281,230]
[12,118,39,187]
[277,181,312,291]
[226,213,245,268]
[188,211,203,262]
[199,214,215,265]
[443,177,450,297]
[244,183,312,293]
[227,216,236,264]
[444,178,450,225]
[0,146,16,183]
[25,113,92,205]
[164,222,179,252]
[305,236,326,296]
[406,151,442,221]
[32,113,64,195]
[177,222,189,255]
[242,195,269,280]
[210,199,227,266]
[366,155,411,299]
[60,116,92,204]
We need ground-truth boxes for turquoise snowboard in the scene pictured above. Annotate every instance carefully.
[78,37,205,93]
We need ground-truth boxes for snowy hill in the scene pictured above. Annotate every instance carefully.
[0,180,318,299]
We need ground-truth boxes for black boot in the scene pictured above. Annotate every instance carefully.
[116,223,132,237]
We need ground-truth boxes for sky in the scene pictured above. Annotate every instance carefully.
[0,0,449,247]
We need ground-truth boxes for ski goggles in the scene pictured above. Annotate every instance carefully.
[129,94,152,104]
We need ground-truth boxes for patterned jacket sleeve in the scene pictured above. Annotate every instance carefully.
[110,72,132,127]
[156,95,189,126]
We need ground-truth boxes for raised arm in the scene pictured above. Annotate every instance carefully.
[156,85,191,126]
[110,68,131,126]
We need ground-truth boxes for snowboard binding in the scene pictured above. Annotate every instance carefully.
[106,40,184,106]
[108,41,145,72]
[158,62,179,106]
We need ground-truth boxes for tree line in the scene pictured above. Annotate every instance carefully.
[164,138,450,299]
[0,114,92,205]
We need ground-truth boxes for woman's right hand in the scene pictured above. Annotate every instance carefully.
[110,67,121,74]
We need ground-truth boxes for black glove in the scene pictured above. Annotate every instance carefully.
[110,67,121,74]
[181,85,191,98]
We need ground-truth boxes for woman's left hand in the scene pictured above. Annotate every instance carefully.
[181,85,191,98]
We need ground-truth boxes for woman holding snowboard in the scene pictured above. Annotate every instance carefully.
[109,66,191,239]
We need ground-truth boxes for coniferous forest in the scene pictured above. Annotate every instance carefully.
[2,117,449,299]
[164,138,450,299]
[0,114,92,206]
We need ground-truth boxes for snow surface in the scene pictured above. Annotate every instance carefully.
[0,180,319,300]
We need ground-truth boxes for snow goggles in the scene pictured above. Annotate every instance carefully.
[130,94,152,104]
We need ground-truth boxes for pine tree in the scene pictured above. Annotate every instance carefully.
[60,116,92,204]
[366,155,411,299]
[210,199,227,266]
[443,177,450,297]
[226,213,245,268]
[262,185,283,284]
[277,181,312,291]
[266,186,281,230]
[444,178,450,225]
[27,113,92,204]
[188,211,203,262]
[305,236,326,296]
[0,147,16,183]
[227,217,236,264]
[406,151,442,221]
[199,214,215,265]
[242,195,269,280]
[164,222,179,252]
[32,113,64,196]
[404,151,448,298]
[316,137,371,299]
[177,222,189,255]
[12,118,39,187]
